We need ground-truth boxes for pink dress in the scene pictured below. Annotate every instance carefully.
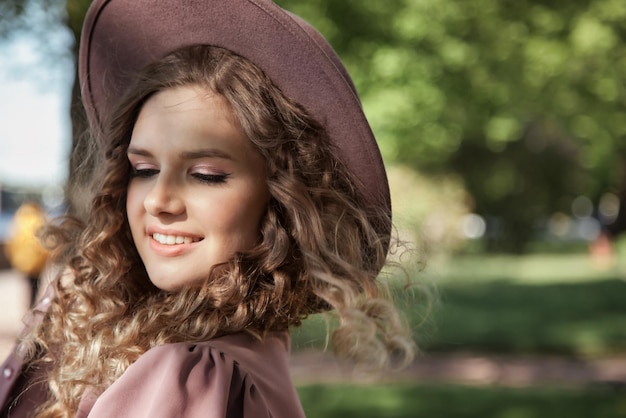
[0,295,305,418]
[76,332,306,418]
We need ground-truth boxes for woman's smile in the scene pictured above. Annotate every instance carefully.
[151,233,200,245]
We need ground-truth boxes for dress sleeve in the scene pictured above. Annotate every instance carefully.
[82,342,272,418]
[0,283,55,416]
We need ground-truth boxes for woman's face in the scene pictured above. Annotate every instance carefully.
[126,85,269,291]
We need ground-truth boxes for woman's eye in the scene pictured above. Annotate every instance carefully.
[192,173,230,184]
[131,168,159,178]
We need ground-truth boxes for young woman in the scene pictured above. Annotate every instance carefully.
[0,1,415,416]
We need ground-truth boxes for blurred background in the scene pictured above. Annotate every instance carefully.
[1,0,626,416]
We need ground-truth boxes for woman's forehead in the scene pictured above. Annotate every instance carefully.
[130,86,260,163]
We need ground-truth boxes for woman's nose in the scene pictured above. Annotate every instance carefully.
[144,177,185,217]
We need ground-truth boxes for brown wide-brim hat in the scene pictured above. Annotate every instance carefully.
[79,0,391,243]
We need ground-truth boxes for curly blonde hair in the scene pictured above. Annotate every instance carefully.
[26,45,415,417]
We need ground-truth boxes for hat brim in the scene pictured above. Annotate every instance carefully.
[79,0,390,240]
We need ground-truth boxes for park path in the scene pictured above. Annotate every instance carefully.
[1,269,625,388]
[289,349,626,387]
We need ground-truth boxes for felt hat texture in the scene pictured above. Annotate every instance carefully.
[79,0,391,238]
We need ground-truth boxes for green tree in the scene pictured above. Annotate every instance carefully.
[278,0,626,252]
[64,0,92,217]
[0,0,91,214]
[0,0,59,37]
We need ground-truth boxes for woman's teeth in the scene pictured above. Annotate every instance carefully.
[152,233,195,245]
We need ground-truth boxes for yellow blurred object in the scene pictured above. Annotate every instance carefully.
[4,203,49,277]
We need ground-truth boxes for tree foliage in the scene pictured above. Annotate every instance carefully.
[278,0,626,252]
[0,0,66,42]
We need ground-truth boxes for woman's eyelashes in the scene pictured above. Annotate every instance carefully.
[130,167,230,185]
[131,167,159,178]
[192,172,230,184]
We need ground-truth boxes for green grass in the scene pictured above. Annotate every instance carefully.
[432,253,626,284]
[293,255,626,418]
[292,254,626,356]
[423,278,626,355]
[297,383,626,418]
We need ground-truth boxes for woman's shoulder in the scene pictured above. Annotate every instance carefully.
[136,331,294,390]
[81,331,305,418]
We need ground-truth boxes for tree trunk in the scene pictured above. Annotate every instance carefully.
[65,0,95,219]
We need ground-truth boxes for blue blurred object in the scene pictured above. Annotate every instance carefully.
[0,212,14,243]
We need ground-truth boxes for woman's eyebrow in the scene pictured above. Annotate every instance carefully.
[180,149,233,160]
[126,147,233,160]
[127,146,152,157]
